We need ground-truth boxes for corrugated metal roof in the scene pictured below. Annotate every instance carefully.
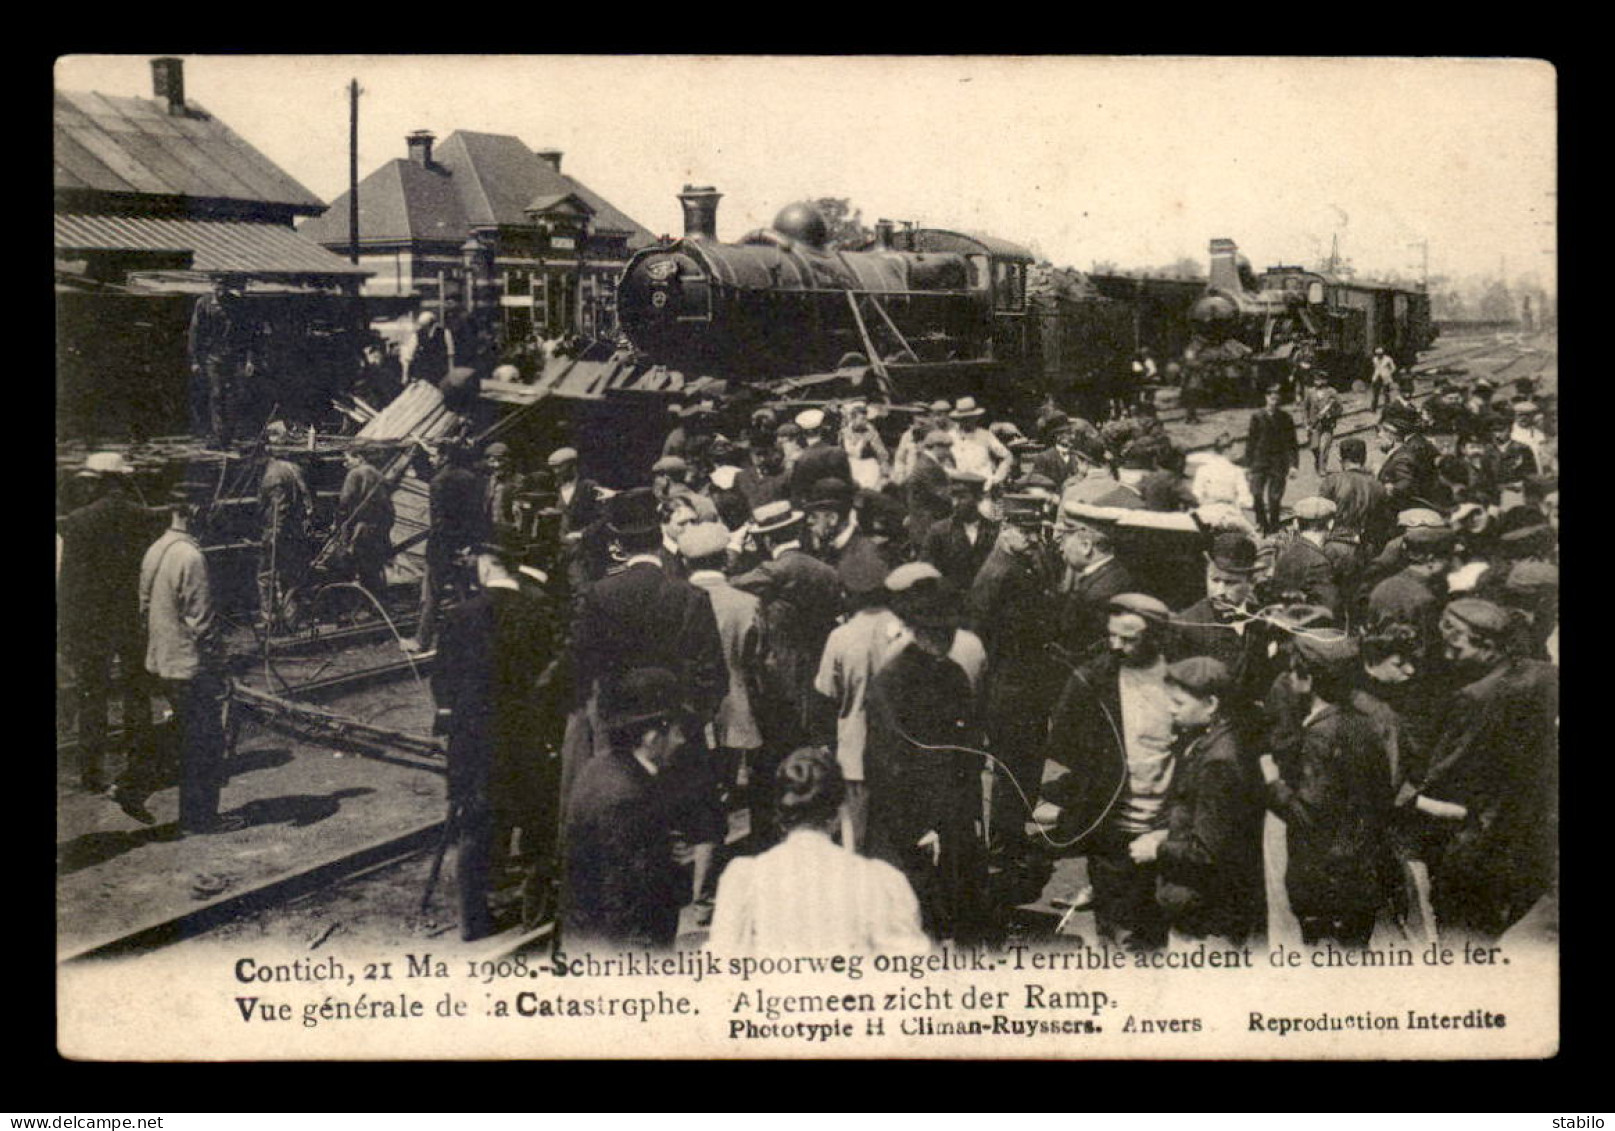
[53,89,324,213]
[299,130,656,252]
[55,213,370,277]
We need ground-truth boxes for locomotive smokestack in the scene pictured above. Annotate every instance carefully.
[875,219,895,250]
[1208,237,1243,294]
[679,185,722,241]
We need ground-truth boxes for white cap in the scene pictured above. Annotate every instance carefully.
[795,408,826,432]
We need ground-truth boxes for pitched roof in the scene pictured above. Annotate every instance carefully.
[298,129,656,251]
[54,89,324,214]
[56,212,369,277]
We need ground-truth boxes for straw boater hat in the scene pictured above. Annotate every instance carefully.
[749,499,805,536]
[78,451,134,478]
[950,396,986,420]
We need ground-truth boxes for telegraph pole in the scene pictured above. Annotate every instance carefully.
[347,79,362,265]
[1407,240,1429,289]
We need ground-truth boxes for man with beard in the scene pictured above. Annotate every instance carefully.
[1152,657,1265,945]
[1038,594,1178,951]
[969,493,1065,869]
[803,477,885,583]
[1397,598,1558,940]
[735,439,791,513]
[920,470,1000,593]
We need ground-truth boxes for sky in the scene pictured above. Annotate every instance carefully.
[53,54,1557,291]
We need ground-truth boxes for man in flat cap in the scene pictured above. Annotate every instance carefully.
[1258,631,1394,947]
[58,453,168,798]
[1301,367,1344,475]
[969,493,1066,874]
[564,667,692,950]
[1366,524,1453,644]
[1151,656,1265,945]
[1487,411,1539,493]
[334,441,396,610]
[433,527,562,939]
[788,407,854,506]
[1040,593,1179,950]
[482,441,524,535]
[919,470,999,593]
[839,399,891,491]
[1245,383,1300,535]
[1397,598,1558,940]
[1271,497,1343,616]
[731,500,843,839]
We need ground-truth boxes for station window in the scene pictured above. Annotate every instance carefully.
[994,261,1026,310]
[505,269,531,297]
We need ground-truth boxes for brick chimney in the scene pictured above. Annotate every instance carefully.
[678,185,722,241]
[150,57,186,116]
[535,149,563,173]
[1207,238,1243,294]
[407,130,436,166]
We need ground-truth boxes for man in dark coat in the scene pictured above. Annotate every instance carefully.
[735,441,791,513]
[406,440,489,653]
[969,495,1065,865]
[919,470,1000,593]
[569,487,727,734]
[1270,497,1343,616]
[1259,632,1394,947]
[188,276,256,449]
[433,532,562,940]
[731,499,843,838]
[1153,657,1265,943]
[803,477,885,583]
[57,454,168,795]
[1398,598,1558,940]
[406,310,452,387]
[1171,532,1275,711]
[1244,383,1300,534]
[905,428,956,547]
[1054,508,1135,657]
[256,424,314,633]
[1376,405,1445,514]
[866,574,988,942]
[335,442,395,602]
[564,668,690,950]
[1319,438,1387,546]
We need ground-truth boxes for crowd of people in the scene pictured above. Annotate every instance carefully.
[57,361,1560,958]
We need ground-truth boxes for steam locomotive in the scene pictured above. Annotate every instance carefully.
[616,188,1134,416]
[1187,237,1437,392]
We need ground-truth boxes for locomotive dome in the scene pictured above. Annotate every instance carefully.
[1189,293,1240,325]
[772,201,830,249]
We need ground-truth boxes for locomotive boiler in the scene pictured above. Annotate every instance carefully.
[616,187,1135,417]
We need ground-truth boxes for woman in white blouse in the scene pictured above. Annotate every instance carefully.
[709,747,930,954]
